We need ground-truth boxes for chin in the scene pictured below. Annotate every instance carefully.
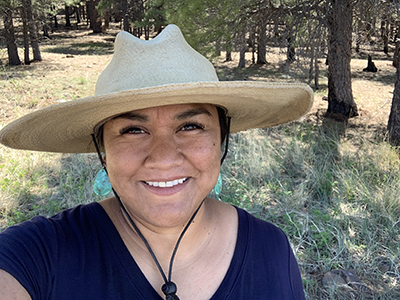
[145,201,201,229]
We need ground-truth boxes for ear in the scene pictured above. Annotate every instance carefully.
[102,154,107,167]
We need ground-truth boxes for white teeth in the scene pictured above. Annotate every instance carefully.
[146,178,187,188]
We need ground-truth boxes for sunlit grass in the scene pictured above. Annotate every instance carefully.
[219,124,400,299]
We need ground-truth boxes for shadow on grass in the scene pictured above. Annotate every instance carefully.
[216,63,293,81]
[351,69,396,85]
[43,41,114,56]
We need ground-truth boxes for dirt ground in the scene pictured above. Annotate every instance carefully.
[216,48,396,135]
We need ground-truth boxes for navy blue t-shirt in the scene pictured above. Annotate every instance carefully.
[0,202,305,299]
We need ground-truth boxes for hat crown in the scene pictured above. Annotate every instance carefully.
[95,24,219,96]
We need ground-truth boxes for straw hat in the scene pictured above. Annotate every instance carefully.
[0,24,313,153]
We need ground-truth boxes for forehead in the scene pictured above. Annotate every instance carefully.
[111,103,218,121]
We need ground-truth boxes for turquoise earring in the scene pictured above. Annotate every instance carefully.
[213,173,222,197]
[93,168,112,196]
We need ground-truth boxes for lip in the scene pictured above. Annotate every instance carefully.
[144,177,188,187]
[141,177,190,196]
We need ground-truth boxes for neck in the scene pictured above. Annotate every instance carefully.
[119,197,213,265]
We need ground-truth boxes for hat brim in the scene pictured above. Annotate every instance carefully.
[0,81,313,153]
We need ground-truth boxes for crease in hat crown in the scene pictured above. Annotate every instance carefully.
[95,24,219,96]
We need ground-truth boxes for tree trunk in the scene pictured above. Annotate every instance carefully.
[309,44,315,84]
[20,6,30,64]
[54,15,58,28]
[43,24,49,38]
[287,35,296,63]
[256,15,267,64]
[225,51,232,62]
[21,0,42,61]
[104,10,110,30]
[393,25,400,68]
[80,5,85,21]
[249,28,256,64]
[76,6,81,24]
[238,27,246,68]
[355,19,361,53]
[315,44,320,90]
[387,51,400,146]
[326,0,358,118]
[3,7,21,66]
[86,1,92,27]
[65,5,71,27]
[382,20,389,56]
[88,0,102,33]
[122,0,129,32]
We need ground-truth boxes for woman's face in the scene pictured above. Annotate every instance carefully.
[102,103,221,230]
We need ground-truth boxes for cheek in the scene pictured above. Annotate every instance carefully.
[104,144,147,178]
[183,138,221,170]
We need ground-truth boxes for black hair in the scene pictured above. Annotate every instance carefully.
[217,106,229,146]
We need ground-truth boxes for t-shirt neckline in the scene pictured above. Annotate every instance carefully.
[88,202,249,300]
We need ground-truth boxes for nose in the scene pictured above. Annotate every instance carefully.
[144,134,184,170]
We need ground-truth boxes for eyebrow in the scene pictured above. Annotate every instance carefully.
[115,112,149,122]
[175,108,212,120]
[114,107,212,122]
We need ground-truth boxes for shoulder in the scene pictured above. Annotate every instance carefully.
[1,202,103,240]
[235,207,298,277]
[0,202,108,299]
[0,202,107,268]
[230,207,305,299]
[236,206,289,245]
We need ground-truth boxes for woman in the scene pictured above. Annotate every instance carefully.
[0,24,313,299]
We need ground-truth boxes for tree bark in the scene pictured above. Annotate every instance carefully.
[393,25,400,68]
[65,5,71,27]
[54,12,58,28]
[76,6,81,24]
[20,6,30,64]
[326,0,358,118]
[238,27,246,68]
[2,7,21,66]
[315,44,320,90]
[256,16,267,64]
[388,50,400,146]
[355,19,361,53]
[122,0,129,32]
[287,35,296,63]
[257,9,267,64]
[88,0,102,33]
[103,10,110,30]
[381,20,389,55]
[225,51,232,62]
[86,1,92,27]
[21,0,42,61]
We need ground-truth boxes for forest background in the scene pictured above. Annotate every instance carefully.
[1,0,400,299]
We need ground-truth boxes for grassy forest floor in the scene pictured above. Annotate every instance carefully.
[1,23,400,299]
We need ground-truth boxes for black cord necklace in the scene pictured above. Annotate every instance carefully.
[114,187,205,300]
[90,117,230,299]
[91,134,206,299]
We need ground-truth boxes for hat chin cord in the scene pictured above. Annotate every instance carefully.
[90,118,230,300]
[115,187,204,300]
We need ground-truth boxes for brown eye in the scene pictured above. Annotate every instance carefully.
[180,122,204,131]
[120,126,146,135]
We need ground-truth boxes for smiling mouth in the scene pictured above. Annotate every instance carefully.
[144,177,188,188]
